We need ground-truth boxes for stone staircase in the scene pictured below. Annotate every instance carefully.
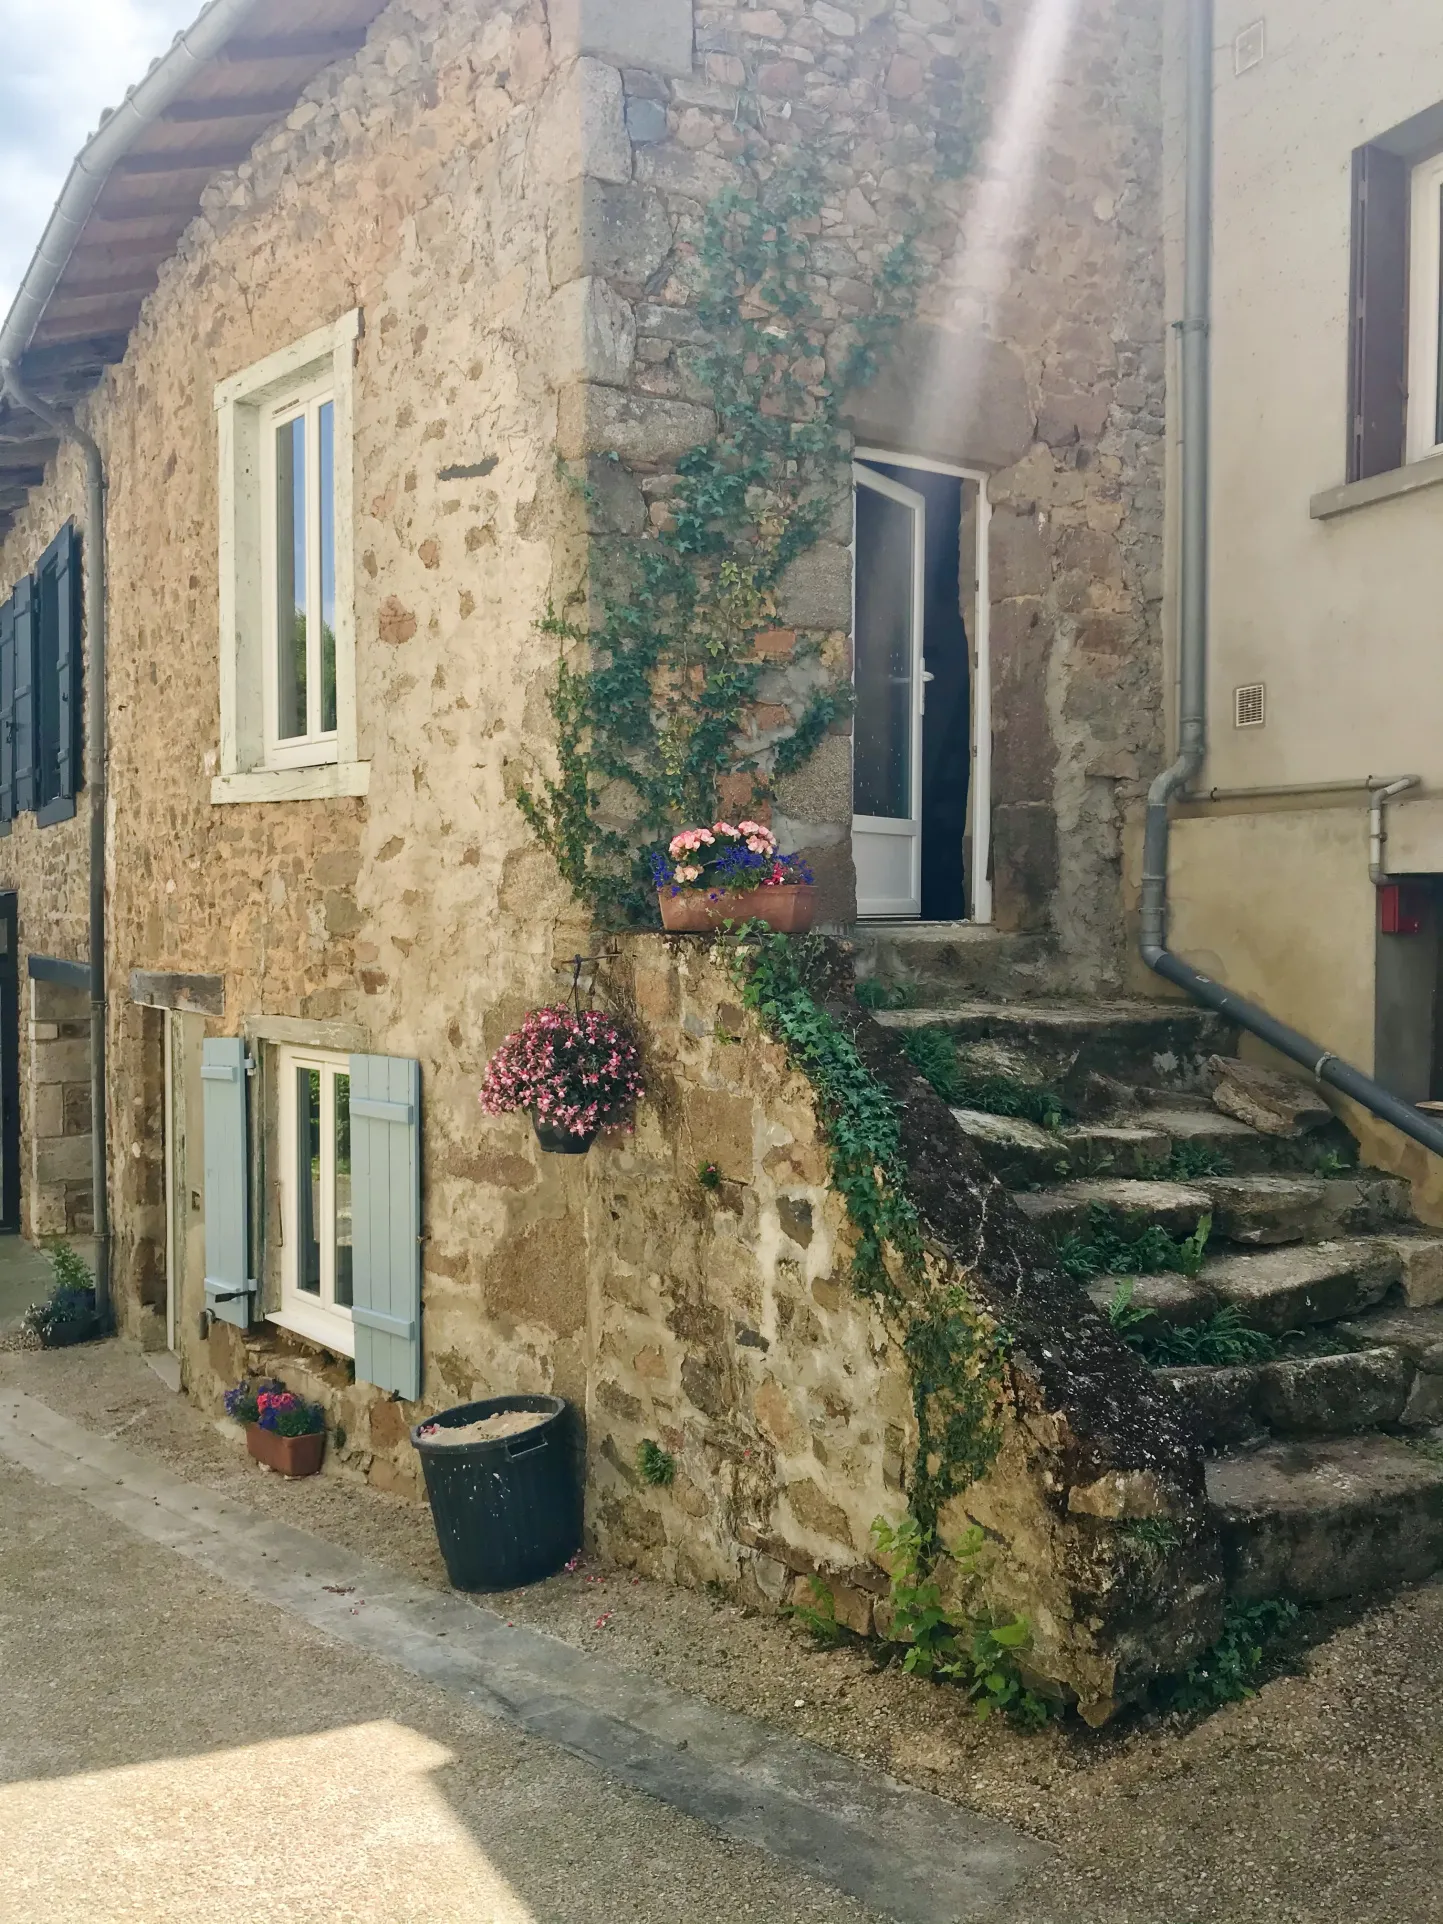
[858,923,1443,1610]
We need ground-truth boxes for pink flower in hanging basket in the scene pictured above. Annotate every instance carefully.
[480,1006,644,1138]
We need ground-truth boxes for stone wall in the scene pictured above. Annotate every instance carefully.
[549,0,1168,981]
[27,978,93,1239]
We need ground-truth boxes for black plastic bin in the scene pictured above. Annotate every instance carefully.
[411,1394,581,1591]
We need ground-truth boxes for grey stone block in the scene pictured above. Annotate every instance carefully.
[843,320,1033,473]
[549,181,674,291]
[556,383,715,464]
[550,0,695,78]
[625,96,668,143]
[775,544,852,630]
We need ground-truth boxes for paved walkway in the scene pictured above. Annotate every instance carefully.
[0,1388,1042,1924]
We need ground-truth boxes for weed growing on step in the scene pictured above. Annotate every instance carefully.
[1105,1280,1280,1367]
[697,1160,723,1192]
[1156,1597,1300,1714]
[724,929,1006,1537]
[636,1439,677,1487]
[1137,1142,1234,1181]
[854,979,918,1011]
[1115,1518,1182,1564]
[1056,1206,1213,1282]
[871,1516,1056,1728]
[900,1025,1070,1132]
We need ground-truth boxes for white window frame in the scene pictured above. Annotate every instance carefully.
[213,311,368,804]
[270,1044,355,1356]
[1407,151,1443,464]
[261,373,338,769]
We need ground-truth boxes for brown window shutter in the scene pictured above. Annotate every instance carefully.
[1349,143,1409,482]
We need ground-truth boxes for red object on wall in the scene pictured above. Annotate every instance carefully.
[1378,882,1428,935]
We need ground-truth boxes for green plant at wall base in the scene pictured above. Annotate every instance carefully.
[1156,1597,1300,1714]
[636,1439,677,1487]
[1056,1207,1213,1282]
[871,1517,1055,1728]
[724,929,1005,1537]
[1116,1517,1182,1565]
[900,1027,1070,1132]
[517,160,932,927]
[786,1576,843,1645]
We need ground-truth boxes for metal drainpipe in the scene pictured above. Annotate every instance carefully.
[0,364,110,1317]
[1137,0,1443,1160]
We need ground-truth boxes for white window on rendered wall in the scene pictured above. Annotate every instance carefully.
[212,310,368,804]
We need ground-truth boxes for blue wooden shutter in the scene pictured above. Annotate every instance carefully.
[0,594,14,826]
[349,1054,421,1400]
[53,524,80,801]
[202,1037,253,1328]
[11,573,35,815]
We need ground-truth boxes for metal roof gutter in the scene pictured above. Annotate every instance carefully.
[0,0,260,368]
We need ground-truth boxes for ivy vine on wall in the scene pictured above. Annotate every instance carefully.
[724,926,1006,1538]
[518,158,928,927]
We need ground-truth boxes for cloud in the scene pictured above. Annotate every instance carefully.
[0,0,202,323]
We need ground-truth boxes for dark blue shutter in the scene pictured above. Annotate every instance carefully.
[202,1038,254,1329]
[53,525,80,801]
[11,574,35,815]
[0,594,13,826]
[349,1054,421,1400]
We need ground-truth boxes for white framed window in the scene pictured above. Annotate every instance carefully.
[1407,150,1443,464]
[213,311,368,804]
[271,1045,355,1355]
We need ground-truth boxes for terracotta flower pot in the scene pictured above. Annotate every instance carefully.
[246,1422,325,1478]
[657,884,816,934]
[531,1108,599,1155]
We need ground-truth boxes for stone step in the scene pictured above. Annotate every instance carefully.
[875,1000,1237,1094]
[1201,1238,1400,1333]
[1160,1348,1411,1449]
[1138,1106,1305,1176]
[1022,1174,1414,1256]
[1017,1178,1214,1242]
[1336,1302,1443,1424]
[950,1109,1173,1185]
[1206,1435,1443,1601]
[850,923,1054,1001]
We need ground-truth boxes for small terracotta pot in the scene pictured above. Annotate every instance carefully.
[246,1422,325,1478]
[657,884,816,934]
[531,1109,599,1155]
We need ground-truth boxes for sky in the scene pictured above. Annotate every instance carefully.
[0,0,202,323]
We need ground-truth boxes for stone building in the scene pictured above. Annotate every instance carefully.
[0,0,1230,1716]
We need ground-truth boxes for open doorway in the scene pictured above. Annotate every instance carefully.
[851,452,990,922]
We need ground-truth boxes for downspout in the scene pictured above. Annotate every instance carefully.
[1139,0,1443,1160]
[0,367,110,1316]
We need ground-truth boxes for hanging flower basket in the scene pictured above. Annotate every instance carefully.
[481,1002,643,1155]
[650,821,816,934]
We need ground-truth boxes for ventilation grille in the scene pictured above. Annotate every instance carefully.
[1234,683,1266,728]
[1234,20,1265,74]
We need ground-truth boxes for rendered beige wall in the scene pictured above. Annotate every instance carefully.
[1168,804,1376,1067]
[1200,1,1443,814]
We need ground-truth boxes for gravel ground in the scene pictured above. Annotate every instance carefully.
[5,1339,1443,1923]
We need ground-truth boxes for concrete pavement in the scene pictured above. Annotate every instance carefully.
[0,1387,1043,1924]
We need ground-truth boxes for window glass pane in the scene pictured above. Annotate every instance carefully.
[319,401,337,734]
[853,485,917,820]
[1434,186,1443,448]
[297,1066,321,1296]
[333,1070,352,1309]
[275,415,307,740]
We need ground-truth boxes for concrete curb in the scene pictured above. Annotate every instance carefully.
[0,1390,1048,1923]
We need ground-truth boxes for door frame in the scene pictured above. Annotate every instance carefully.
[0,893,17,1232]
[851,462,928,919]
[853,449,993,925]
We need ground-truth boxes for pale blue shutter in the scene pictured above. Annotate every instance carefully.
[202,1037,253,1328]
[349,1054,421,1400]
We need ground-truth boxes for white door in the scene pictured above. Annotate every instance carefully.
[852,464,926,918]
